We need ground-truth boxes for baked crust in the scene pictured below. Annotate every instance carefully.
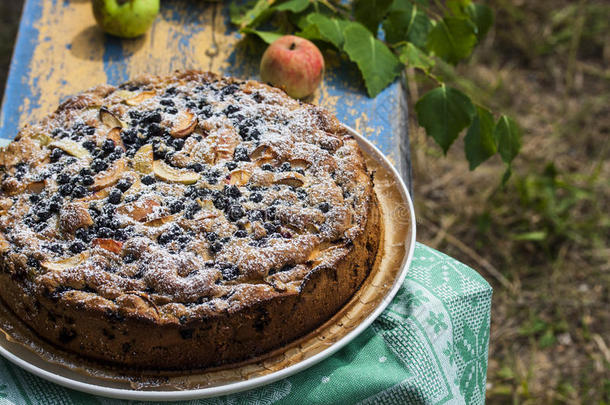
[0,71,380,370]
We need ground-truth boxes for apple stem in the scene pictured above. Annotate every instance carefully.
[289,42,296,51]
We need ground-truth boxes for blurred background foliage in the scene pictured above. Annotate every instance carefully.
[0,0,608,403]
[409,0,609,403]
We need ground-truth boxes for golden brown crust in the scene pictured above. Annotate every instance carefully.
[0,71,380,370]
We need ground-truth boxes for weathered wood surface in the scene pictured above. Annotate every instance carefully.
[0,0,411,187]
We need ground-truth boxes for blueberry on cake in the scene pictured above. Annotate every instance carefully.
[0,71,381,370]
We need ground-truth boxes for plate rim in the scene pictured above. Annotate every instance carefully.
[0,125,417,401]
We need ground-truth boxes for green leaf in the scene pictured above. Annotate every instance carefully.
[299,13,349,48]
[275,0,310,13]
[383,10,411,44]
[511,231,548,241]
[495,115,521,185]
[415,85,475,153]
[297,24,323,41]
[464,105,496,170]
[297,23,323,41]
[353,0,394,34]
[519,317,548,336]
[230,0,275,28]
[389,0,429,11]
[405,12,433,49]
[494,115,522,165]
[501,166,512,185]
[382,5,432,48]
[539,329,556,348]
[466,4,494,40]
[396,42,435,71]
[290,9,314,30]
[388,0,410,12]
[342,22,403,97]
[426,17,477,64]
[229,1,254,26]
[447,0,472,16]
[241,28,284,44]
[447,1,494,40]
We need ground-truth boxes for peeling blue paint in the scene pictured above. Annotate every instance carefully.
[0,0,411,185]
[0,0,42,139]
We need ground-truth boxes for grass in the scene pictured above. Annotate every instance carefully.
[0,0,608,403]
[409,0,610,402]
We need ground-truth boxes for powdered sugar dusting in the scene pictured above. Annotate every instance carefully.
[0,71,373,322]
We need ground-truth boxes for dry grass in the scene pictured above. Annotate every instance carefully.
[410,0,610,402]
[1,0,608,403]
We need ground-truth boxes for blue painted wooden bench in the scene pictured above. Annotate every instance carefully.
[0,0,412,190]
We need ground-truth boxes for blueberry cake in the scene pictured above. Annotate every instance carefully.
[0,71,380,370]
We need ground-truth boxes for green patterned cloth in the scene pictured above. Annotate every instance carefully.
[0,243,491,404]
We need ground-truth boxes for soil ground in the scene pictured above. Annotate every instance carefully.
[1,1,608,403]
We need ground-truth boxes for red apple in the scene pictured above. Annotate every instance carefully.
[260,36,325,99]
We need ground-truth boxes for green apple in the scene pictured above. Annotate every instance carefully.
[92,0,160,39]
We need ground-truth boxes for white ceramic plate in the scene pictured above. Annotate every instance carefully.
[0,126,416,401]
